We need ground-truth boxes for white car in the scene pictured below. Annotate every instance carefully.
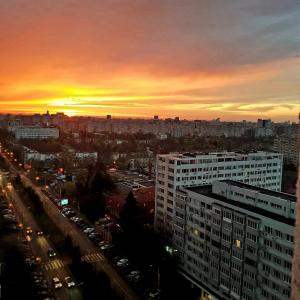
[83,228,94,234]
[52,277,62,289]
[117,258,129,267]
[101,244,113,251]
[65,276,75,288]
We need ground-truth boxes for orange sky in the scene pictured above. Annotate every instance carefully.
[0,1,299,121]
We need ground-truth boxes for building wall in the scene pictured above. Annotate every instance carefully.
[155,152,283,236]
[15,127,59,139]
[273,135,298,167]
[174,182,295,300]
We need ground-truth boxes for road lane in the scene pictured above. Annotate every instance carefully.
[1,152,139,300]
[1,177,82,300]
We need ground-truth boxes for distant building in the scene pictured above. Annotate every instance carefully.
[173,180,295,300]
[15,126,59,140]
[255,119,274,138]
[74,152,98,162]
[273,135,299,167]
[22,147,58,163]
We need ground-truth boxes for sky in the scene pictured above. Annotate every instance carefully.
[0,0,299,121]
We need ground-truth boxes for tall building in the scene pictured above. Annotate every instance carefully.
[155,151,283,235]
[255,119,274,137]
[172,180,295,300]
[273,135,299,167]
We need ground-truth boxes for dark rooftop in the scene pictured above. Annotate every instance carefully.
[223,180,296,202]
[186,184,295,226]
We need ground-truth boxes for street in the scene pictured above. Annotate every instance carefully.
[1,172,82,300]
[1,152,140,300]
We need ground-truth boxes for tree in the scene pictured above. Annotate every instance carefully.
[119,191,140,232]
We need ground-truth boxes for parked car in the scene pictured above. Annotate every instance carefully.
[100,244,113,251]
[83,228,94,234]
[52,277,62,289]
[117,258,129,267]
[65,276,75,288]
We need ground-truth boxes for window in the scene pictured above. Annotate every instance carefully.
[232,262,242,272]
[274,256,281,266]
[244,269,256,280]
[246,232,257,242]
[283,274,291,284]
[243,281,254,292]
[264,226,272,234]
[235,239,242,248]
[284,261,292,270]
[264,239,272,247]
[247,219,258,229]
[233,215,244,224]
[286,234,294,243]
[275,244,282,252]
[285,248,293,257]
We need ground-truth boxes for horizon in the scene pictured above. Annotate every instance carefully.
[0,111,298,124]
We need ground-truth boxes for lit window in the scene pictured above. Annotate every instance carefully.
[235,239,241,248]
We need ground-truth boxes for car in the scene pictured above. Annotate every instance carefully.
[26,226,33,234]
[3,214,17,221]
[47,249,57,258]
[128,271,142,283]
[128,270,141,278]
[101,244,113,251]
[1,209,13,214]
[64,276,75,288]
[78,223,88,230]
[69,216,78,222]
[89,232,100,238]
[98,241,106,247]
[52,277,62,289]
[117,258,129,267]
[36,231,44,236]
[148,289,161,300]
[83,227,94,234]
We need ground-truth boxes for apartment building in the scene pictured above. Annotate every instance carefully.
[15,126,59,139]
[273,135,299,167]
[172,180,295,300]
[155,151,283,235]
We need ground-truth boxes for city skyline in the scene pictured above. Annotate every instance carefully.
[1,1,299,121]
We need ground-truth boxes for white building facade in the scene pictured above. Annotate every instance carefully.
[15,126,59,139]
[173,180,295,300]
[155,151,283,236]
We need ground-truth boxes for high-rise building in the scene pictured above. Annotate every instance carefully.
[172,180,295,300]
[273,135,299,167]
[155,151,283,235]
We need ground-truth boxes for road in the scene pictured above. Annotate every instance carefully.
[0,172,83,300]
[1,151,140,300]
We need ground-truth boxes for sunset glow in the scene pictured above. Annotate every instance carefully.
[0,1,299,121]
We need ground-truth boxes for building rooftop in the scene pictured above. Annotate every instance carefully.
[159,151,282,160]
[223,180,296,202]
[186,184,295,226]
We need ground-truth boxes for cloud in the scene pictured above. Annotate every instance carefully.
[0,0,299,121]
